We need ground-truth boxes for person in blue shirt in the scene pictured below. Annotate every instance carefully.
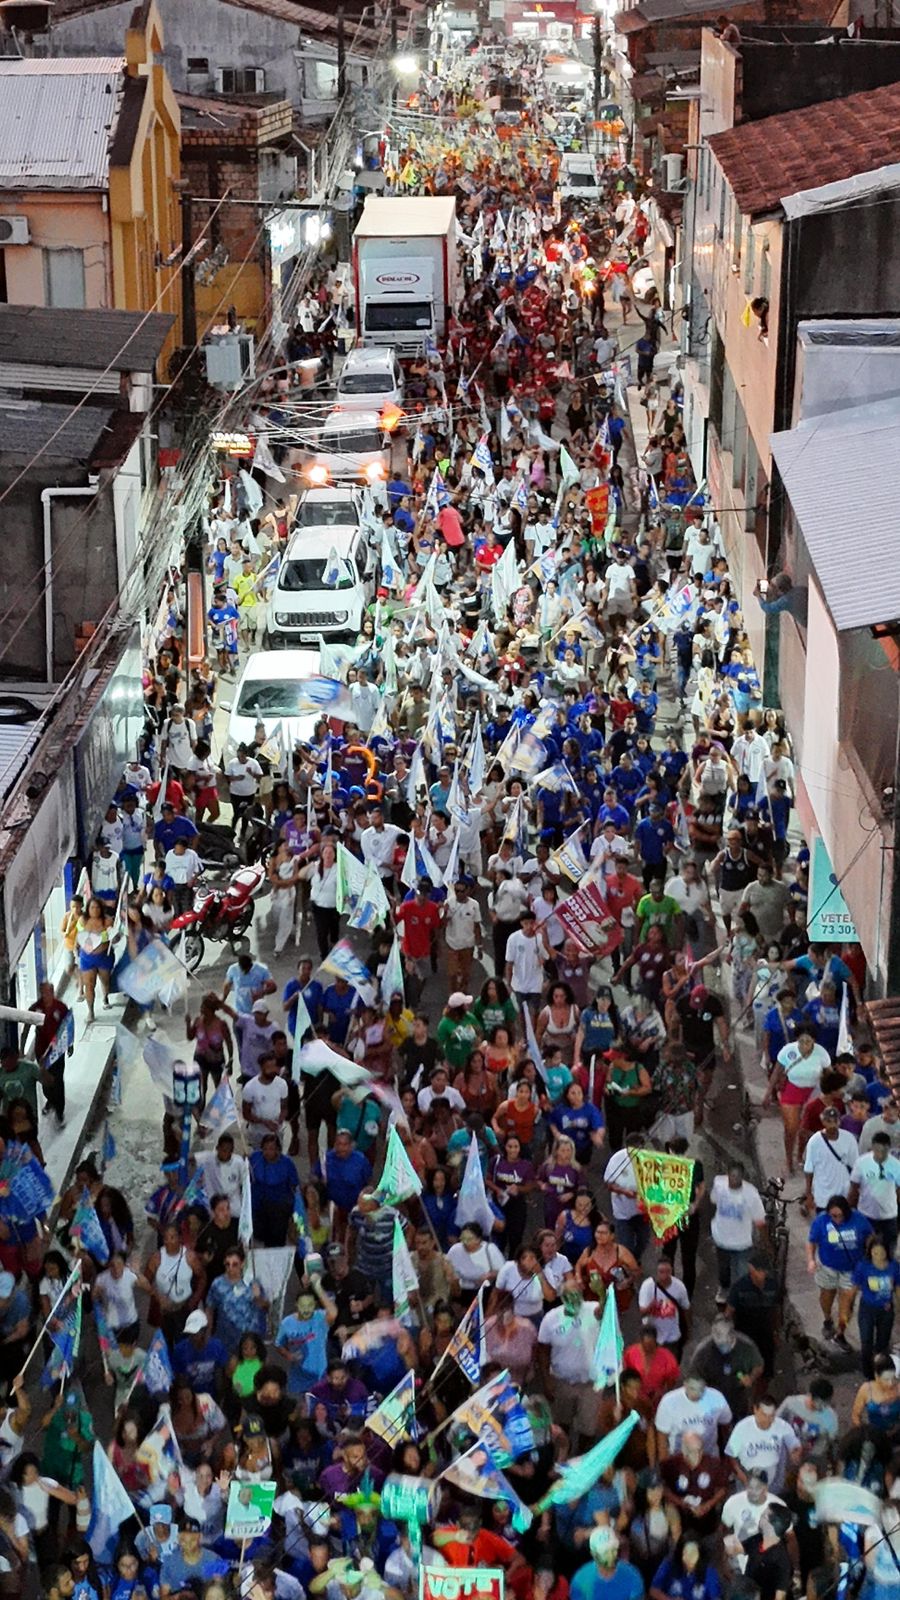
[386,473,412,509]
[143,861,175,896]
[549,1081,605,1165]
[152,804,199,856]
[173,1312,229,1392]
[160,1521,229,1596]
[275,1284,335,1396]
[803,981,841,1059]
[571,1526,643,1600]
[323,977,356,1045]
[597,789,631,832]
[852,1234,900,1379]
[807,1194,872,1344]
[633,802,675,888]
[319,1131,372,1217]
[224,953,275,1016]
[632,681,658,737]
[650,1542,721,1600]
[249,1134,301,1247]
[660,738,689,796]
[784,943,857,1007]
[283,957,324,1036]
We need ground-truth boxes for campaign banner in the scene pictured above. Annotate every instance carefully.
[421,1569,504,1600]
[225,1480,277,1540]
[632,1149,695,1239]
[556,880,623,959]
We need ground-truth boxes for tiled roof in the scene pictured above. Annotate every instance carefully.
[0,306,174,371]
[708,79,900,215]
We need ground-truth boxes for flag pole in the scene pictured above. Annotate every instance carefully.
[16,1261,82,1383]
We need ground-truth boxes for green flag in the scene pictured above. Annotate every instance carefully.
[335,842,367,916]
[391,1216,418,1323]
[366,1369,417,1446]
[375,1126,422,1207]
[533,1412,640,1511]
[592,1286,624,1397]
[381,933,405,1006]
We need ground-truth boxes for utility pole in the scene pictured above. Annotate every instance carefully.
[180,190,197,349]
[337,3,346,99]
[593,15,603,123]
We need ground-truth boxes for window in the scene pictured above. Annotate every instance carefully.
[187,57,208,72]
[0,250,6,304]
[742,223,755,294]
[217,67,264,94]
[717,177,726,241]
[43,248,85,309]
[760,242,771,302]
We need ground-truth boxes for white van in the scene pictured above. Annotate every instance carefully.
[312,407,390,486]
[221,648,321,766]
[335,346,405,412]
[559,152,602,204]
[266,522,371,645]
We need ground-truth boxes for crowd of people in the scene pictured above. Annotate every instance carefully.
[2,33,896,1600]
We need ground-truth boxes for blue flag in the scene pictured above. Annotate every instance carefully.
[71,1189,110,1264]
[199,1073,238,1138]
[0,1144,55,1225]
[144,1329,174,1395]
[88,1442,137,1562]
[443,1286,486,1386]
[102,1126,116,1167]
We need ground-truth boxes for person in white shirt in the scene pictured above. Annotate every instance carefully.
[197,1134,246,1217]
[860,1102,900,1157]
[443,881,484,993]
[666,859,714,948]
[604,1141,650,1260]
[601,548,637,618]
[725,1397,801,1494]
[638,1261,691,1349]
[655,1374,732,1459]
[804,1106,859,1212]
[164,838,202,913]
[849,1135,900,1245]
[504,911,546,1010]
[225,747,263,842]
[446,1222,504,1293]
[763,741,796,799]
[100,804,125,855]
[234,1005,278,1079]
[730,729,769,783]
[241,1052,288,1148]
[721,1471,786,1555]
[710,1162,767,1304]
[349,670,381,735]
[417,1066,466,1116]
[163,706,197,773]
[360,809,403,882]
[536,1274,602,1444]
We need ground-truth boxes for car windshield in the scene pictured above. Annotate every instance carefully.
[365,302,432,333]
[322,427,381,454]
[294,500,357,527]
[236,682,317,717]
[339,372,394,395]
[568,171,595,186]
[279,557,355,591]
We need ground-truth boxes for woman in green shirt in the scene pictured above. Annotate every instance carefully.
[436,997,480,1072]
[230,1331,267,1400]
[603,1046,653,1152]
[473,978,518,1041]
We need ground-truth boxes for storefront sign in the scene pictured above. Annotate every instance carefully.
[421,1570,504,1600]
[808,835,858,943]
[3,752,76,969]
[74,631,144,858]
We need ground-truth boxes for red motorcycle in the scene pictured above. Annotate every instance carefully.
[171,862,266,973]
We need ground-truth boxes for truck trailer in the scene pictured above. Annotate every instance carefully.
[352,195,459,354]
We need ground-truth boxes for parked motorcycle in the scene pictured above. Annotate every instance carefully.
[195,819,242,870]
[170,862,267,973]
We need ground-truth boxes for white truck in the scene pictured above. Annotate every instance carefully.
[352,195,460,354]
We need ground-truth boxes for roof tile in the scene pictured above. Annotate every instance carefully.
[708,78,900,214]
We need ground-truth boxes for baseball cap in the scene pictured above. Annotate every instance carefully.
[184,1309,208,1334]
[152,1505,173,1526]
[448,992,473,1009]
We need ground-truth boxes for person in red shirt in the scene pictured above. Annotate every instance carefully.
[145,772,186,814]
[606,857,643,981]
[624,1320,681,1411]
[394,881,443,981]
[474,528,503,573]
[434,1505,532,1600]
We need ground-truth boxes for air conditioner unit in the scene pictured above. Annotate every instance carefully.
[203,330,255,391]
[0,217,30,246]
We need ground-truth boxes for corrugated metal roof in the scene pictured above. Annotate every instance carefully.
[770,396,900,631]
[354,196,457,239]
[0,306,174,371]
[0,58,124,190]
[0,401,111,463]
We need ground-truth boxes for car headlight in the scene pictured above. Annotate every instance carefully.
[365,461,386,483]
[333,611,349,624]
[307,463,330,486]
[274,612,295,626]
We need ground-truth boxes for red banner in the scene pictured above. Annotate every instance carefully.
[556,878,623,959]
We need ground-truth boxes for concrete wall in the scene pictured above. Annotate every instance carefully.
[739,38,900,122]
[0,192,111,308]
[50,0,303,102]
[794,578,891,985]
